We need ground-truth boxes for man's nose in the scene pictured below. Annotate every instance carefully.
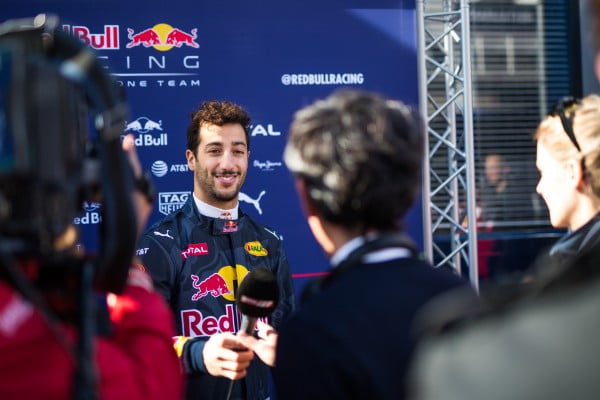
[220,151,235,168]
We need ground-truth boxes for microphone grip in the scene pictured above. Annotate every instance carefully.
[225,316,254,400]
[240,315,257,335]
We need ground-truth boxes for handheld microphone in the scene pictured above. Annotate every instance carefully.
[236,267,279,335]
[225,267,279,400]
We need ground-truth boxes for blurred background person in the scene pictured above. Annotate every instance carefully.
[0,15,183,400]
[479,152,513,225]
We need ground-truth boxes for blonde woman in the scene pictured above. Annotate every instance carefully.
[535,94,600,265]
[408,96,600,399]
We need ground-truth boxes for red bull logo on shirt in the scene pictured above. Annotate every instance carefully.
[222,220,238,233]
[190,273,230,300]
[190,265,249,302]
[126,23,199,51]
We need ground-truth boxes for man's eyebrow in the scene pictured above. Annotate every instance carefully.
[203,140,247,148]
[232,141,248,148]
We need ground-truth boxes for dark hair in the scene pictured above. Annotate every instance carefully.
[186,100,251,154]
[284,89,423,232]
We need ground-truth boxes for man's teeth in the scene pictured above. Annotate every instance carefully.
[217,175,236,182]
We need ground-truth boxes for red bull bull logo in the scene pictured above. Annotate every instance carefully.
[190,265,249,302]
[126,23,199,51]
[223,220,238,233]
[191,273,231,301]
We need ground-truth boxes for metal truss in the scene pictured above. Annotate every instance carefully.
[416,0,478,290]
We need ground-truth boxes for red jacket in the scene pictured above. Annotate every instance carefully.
[0,276,184,399]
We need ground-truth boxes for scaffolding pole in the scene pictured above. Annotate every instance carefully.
[417,0,479,291]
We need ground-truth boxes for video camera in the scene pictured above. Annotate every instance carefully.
[0,14,137,300]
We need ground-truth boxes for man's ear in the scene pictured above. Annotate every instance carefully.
[186,149,196,171]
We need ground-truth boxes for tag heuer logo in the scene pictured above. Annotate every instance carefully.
[158,191,190,215]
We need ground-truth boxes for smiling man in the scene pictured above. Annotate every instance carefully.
[136,100,295,400]
[187,121,248,208]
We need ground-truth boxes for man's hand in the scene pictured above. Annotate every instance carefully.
[203,333,255,380]
[238,321,278,367]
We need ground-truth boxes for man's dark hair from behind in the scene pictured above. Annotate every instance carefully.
[186,100,251,154]
[284,89,423,232]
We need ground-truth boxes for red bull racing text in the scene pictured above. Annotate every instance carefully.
[63,25,120,50]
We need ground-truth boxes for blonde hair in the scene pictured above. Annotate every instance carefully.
[535,94,600,196]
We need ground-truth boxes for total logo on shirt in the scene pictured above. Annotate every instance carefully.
[181,242,209,260]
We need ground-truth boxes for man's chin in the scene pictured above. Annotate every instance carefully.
[213,189,239,203]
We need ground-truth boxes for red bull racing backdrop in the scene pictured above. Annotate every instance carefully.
[3,0,421,297]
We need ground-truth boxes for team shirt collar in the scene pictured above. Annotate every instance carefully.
[193,193,239,220]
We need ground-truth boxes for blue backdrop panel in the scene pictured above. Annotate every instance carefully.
[3,0,420,295]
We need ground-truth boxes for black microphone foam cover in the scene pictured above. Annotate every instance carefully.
[236,267,279,318]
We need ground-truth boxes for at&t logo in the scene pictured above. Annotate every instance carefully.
[151,160,189,177]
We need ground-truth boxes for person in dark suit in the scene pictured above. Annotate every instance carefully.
[240,89,471,399]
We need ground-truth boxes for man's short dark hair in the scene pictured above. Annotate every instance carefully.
[284,89,423,232]
[186,100,251,154]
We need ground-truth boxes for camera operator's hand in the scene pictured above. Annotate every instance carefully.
[203,333,255,380]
